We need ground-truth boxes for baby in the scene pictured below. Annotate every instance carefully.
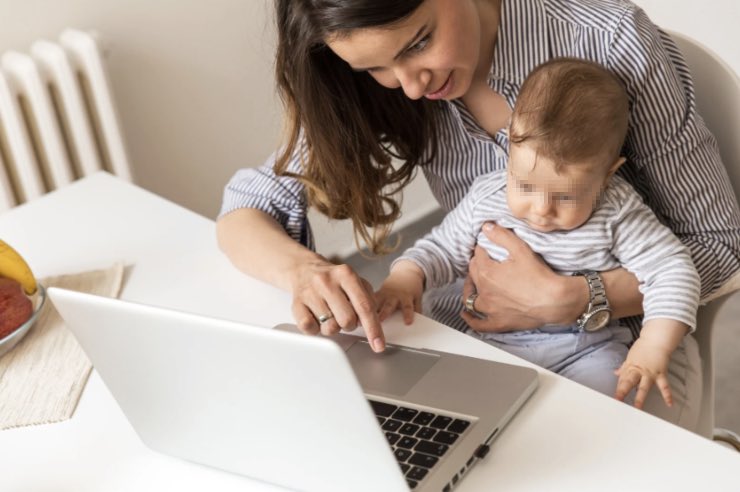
[376,58,700,408]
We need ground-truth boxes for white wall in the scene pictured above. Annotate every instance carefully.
[0,0,281,223]
[633,0,740,72]
[1,0,737,258]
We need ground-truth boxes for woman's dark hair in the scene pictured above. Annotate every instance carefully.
[274,0,439,254]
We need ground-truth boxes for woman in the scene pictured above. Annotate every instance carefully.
[217,0,740,430]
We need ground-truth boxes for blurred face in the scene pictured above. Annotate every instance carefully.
[506,144,622,233]
[325,0,489,100]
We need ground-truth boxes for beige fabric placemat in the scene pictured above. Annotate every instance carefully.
[0,263,124,429]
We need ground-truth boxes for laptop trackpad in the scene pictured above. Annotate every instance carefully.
[345,342,440,397]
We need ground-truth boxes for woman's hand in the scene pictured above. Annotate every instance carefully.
[216,209,387,350]
[290,258,386,352]
[461,223,586,332]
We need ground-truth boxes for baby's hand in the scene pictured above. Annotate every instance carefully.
[614,337,673,409]
[375,261,425,325]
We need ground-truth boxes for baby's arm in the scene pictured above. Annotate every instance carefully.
[614,319,688,408]
[608,179,701,408]
[376,260,426,325]
[375,173,507,325]
[399,174,503,289]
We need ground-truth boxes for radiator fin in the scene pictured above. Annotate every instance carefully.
[0,29,131,212]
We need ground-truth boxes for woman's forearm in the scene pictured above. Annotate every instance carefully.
[216,208,386,351]
[216,208,323,292]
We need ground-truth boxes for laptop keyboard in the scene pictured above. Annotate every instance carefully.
[368,399,471,490]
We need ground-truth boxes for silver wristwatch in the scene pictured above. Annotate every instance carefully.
[575,271,611,332]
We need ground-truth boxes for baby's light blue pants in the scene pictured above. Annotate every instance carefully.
[473,324,634,401]
[425,285,701,430]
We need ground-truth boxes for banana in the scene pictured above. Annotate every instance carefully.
[0,240,37,295]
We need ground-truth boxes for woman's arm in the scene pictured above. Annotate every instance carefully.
[216,209,386,352]
[217,208,322,292]
[609,7,740,298]
[218,154,386,350]
[461,224,643,332]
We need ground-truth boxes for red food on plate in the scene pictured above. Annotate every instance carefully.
[0,277,33,339]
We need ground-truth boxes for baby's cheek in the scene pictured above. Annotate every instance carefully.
[560,207,592,230]
[506,194,527,220]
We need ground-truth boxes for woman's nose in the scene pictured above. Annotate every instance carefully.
[396,67,432,100]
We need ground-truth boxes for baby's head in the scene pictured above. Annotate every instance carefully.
[506,58,629,232]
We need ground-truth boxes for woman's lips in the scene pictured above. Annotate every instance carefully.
[425,73,454,100]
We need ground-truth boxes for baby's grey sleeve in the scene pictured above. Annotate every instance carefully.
[610,188,700,331]
[393,179,485,289]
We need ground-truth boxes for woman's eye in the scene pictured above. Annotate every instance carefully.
[409,34,431,53]
[519,183,534,193]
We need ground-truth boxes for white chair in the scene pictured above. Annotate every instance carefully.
[669,30,740,448]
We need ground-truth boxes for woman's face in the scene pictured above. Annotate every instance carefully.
[325,0,487,101]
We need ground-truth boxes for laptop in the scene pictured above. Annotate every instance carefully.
[48,287,538,492]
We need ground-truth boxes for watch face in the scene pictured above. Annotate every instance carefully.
[584,308,611,332]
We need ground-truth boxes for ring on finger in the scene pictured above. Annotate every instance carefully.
[464,293,486,318]
[317,312,334,324]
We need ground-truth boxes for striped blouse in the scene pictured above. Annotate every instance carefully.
[220,0,740,327]
[395,172,700,333]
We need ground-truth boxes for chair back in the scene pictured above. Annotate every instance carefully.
[669,30,740,438]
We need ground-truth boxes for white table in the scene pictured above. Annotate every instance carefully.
[1,172,738,491]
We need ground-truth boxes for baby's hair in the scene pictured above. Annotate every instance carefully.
[510,58,629,171]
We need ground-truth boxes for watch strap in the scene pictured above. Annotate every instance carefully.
[576,271,610,330]
[583,271,608,309]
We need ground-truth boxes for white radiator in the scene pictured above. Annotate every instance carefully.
[0,29,131,211]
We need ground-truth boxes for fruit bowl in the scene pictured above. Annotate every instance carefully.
[0,283,46,358]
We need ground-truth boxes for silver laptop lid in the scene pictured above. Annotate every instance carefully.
[48,288,408,492]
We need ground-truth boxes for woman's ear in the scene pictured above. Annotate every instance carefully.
[606,156,626,180]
